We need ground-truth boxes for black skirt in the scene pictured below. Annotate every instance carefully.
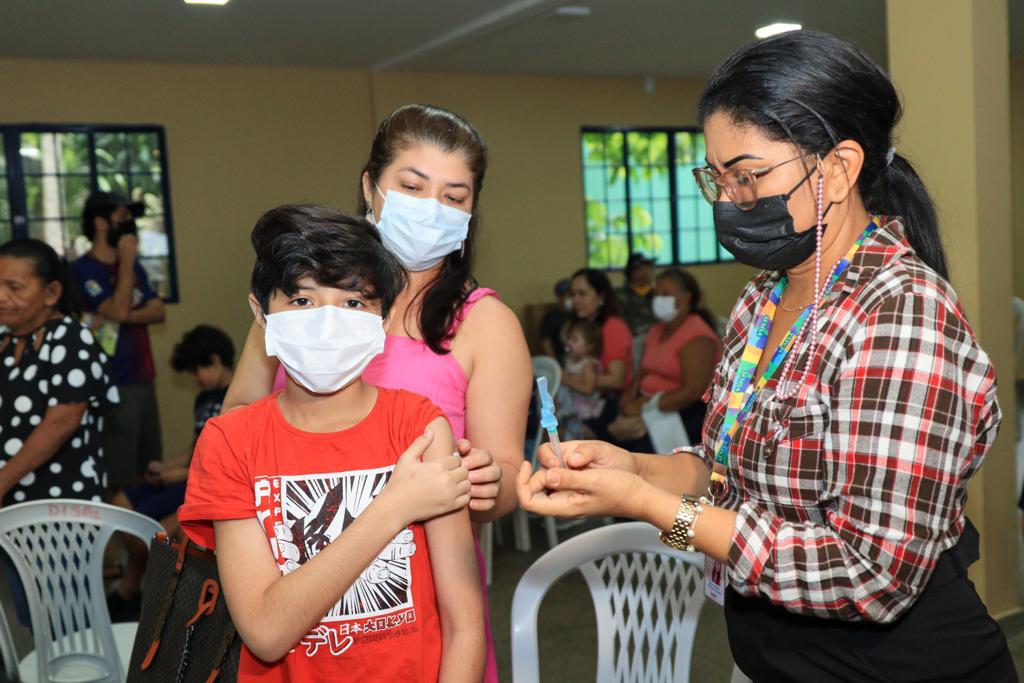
[724,521,1017,683]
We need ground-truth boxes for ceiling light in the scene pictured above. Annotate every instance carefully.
[184,0,230,5]
[755,22,801,39]
[552,6,591,18]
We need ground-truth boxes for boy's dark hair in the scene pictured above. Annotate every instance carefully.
[250,204,407,315]
[565,318,603,357]
[171,325,236,372]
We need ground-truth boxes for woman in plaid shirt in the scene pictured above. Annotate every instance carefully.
[518,31,1016,682]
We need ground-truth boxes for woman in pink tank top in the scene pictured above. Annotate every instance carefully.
[229,105,532,681]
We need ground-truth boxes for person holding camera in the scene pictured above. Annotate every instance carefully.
[72,192,166,489]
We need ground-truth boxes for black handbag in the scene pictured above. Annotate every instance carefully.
[127,533,242,683]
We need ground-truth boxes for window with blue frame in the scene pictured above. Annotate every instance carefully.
[1,125,179,301]
[581,127,732,270]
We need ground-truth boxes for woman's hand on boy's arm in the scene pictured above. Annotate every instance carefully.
[422,418,487,682]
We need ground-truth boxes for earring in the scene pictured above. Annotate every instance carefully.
[460,242,465,258]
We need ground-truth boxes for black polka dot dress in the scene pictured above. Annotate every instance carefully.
[0,315,118,506]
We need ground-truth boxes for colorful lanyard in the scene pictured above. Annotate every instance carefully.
[709,218,880,495]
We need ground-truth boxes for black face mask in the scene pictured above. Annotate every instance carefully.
[106,218,138,248]
[713,166,832,272]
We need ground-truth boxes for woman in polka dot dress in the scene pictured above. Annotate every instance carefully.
[0,239,116,507]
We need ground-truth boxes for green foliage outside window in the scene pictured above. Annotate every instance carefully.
[582,127,732,270]
[3,126,177,301]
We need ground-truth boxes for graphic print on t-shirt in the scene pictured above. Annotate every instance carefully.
[254,466,416,621]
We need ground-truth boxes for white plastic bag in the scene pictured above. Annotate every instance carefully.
[641,393,690,453]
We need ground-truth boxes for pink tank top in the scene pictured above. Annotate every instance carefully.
[361,289,496,439]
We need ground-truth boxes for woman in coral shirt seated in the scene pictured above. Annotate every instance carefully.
[620,268,722,444]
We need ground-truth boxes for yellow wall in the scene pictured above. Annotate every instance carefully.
[888,0,1017,615]
[0,58,753,457]
[0,58,375,456]
[368,71,755,318]
[1014,59,1024,299]
[1012,58,1024,376]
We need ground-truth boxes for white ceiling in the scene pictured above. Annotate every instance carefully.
[0,0,1018,78]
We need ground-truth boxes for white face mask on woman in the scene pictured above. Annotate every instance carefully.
[368,187,471,272]
[652,295,678,323]
[264,306,385,394]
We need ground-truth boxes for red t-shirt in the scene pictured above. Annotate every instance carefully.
[179,388,445,682]
[599,316,633,389]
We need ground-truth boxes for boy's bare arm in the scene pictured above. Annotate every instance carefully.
[214,428,470,663]
[422,416,487,682]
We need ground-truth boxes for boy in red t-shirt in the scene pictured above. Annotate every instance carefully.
[178,205,485,682]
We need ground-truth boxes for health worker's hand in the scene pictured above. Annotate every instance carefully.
[535,439,639,475]
[516,460,646,520]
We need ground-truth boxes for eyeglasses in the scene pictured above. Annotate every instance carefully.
[692,153,816,211]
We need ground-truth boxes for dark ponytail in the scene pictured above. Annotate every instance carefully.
[657,268,719,334]
[0,238,83,317]
[697,30,949,280]
[865,153,948,279]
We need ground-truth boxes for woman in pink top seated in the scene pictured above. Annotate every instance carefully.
[562,268,633,441]
[620,268,722,444]
[225,105,532,682]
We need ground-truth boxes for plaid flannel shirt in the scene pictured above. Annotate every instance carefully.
[697,218,1000,623]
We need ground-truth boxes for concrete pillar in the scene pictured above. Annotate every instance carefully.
[887,0,1017,615]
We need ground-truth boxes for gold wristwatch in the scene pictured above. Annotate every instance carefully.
[659,494,710,552]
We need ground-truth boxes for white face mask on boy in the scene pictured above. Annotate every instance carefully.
[264,306,385,394]
[368,187,471,272]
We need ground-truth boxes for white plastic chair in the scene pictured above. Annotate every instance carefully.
[511,521,747,683]
[0,600,18,683]
[0,499,163,683]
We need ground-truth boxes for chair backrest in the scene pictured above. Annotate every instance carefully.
[511,522,709,683]
[531,355,561,397]
[0,598,17,683]
[0,499,163,683]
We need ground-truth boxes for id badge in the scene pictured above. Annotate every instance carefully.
[704,556,726,606]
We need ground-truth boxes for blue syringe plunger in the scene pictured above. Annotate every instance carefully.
[536,377,559,432]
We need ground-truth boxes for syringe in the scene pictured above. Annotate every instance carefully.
[535,377,565,468]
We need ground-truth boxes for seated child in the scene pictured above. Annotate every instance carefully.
[116,324,235,530]
[558,319,606,432]
[178,205,484,681]
[107,325,234,619]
